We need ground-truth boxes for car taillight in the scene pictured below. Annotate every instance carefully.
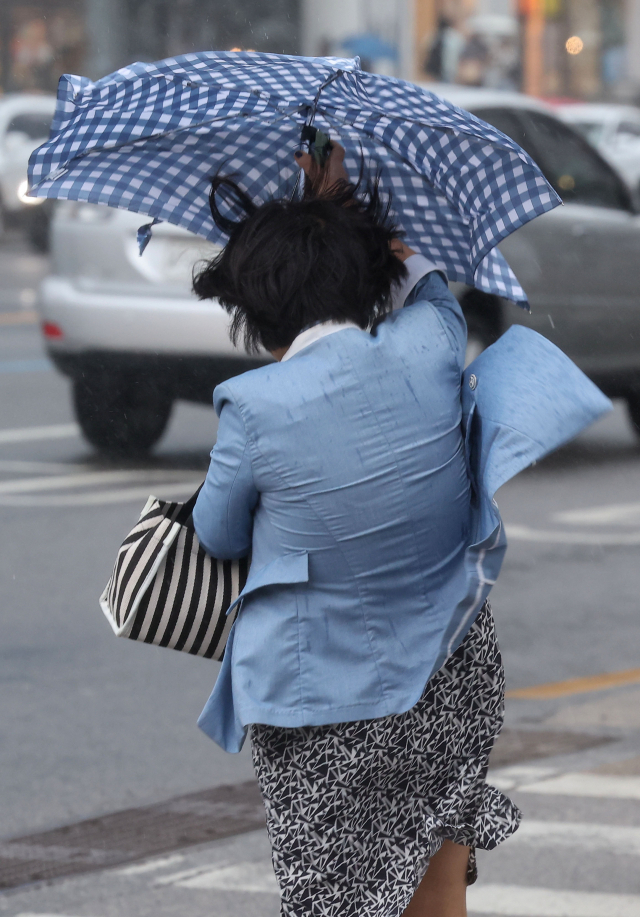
[42,321,64,339]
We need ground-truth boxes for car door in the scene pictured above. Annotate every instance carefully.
[471,105,640,376]
[470,106,592,359]
[514,108,640,378]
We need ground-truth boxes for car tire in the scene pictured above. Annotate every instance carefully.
[625,391,640,439]
[25,205,52,253]
[463,304,502,368]
[73,372,173,456]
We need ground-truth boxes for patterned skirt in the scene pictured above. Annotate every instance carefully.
[250,602,521,917]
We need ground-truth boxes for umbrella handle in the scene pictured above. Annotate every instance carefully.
[291,69,344,200]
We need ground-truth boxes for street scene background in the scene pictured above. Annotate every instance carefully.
[3,2,640,916]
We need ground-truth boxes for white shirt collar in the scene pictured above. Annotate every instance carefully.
[390,254,443,311]
[281,320,361,362]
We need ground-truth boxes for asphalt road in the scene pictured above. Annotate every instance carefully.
[2,233,640,914]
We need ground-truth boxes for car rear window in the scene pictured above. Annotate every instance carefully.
[517,110,630,210]
[473,106,630,211]
[572,120,606,146]
[616,120,640,139]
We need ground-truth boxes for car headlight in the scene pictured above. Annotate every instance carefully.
[17,179,44,205]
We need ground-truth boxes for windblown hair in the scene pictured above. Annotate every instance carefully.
[192,175,407,353]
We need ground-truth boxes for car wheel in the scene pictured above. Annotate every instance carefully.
[25,205,52,253]
[461,291,503,368]
[464,310,498,368]
[625,391,640,439]
[73,372,173,456]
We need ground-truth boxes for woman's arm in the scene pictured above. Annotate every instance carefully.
[192,394,258,559]
[395,256,466,366]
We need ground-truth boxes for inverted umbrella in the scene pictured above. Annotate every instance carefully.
[28,51,560,306]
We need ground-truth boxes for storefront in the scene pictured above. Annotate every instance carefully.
[0,0,300,94]
[415,0,634,100]
[0,0,84,93]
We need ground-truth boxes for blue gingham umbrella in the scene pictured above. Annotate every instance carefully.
[28,51,561,305]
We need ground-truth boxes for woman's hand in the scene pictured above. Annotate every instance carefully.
[294,141,349,195]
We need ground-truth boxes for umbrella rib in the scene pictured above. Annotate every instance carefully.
[32,106,310,187]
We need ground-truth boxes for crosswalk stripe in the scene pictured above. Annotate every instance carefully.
[511,819,640,854]
[0,481,201,507]
[0,423,79,444]
[0,459,91,474]
[506,523,640,546]
[554,500,640,525]
[157,860,279,893]
[116,854,184,876]
[467,884,640,916]
[519,772,640,800]
[0,468,195,494]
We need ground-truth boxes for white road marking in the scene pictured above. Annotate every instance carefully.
[0,459,91,474]
[176,862,279,893]
[0,423,80,444]
[489,765,559,791]
[116,853,184,876]
[506,523,640,545]
[510,819,640,855]
[14,914,96,917]
[154,864,220,886]
[0,482,201,507]
[0,468,198,495]
[467,883,640,916]
[554,501,640,526]
[519,771,640,800]
[158,860,279,893]
[490,765,640,800]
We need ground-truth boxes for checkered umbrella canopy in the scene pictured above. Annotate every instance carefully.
[28,51,561,305]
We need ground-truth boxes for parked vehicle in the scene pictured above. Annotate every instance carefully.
[556,102,640,193]
[0,94,56,251]
[426,85,640,437]
[39,205,267,454]
[38,86,640,455]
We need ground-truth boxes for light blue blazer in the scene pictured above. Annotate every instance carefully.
[194,256,611,752]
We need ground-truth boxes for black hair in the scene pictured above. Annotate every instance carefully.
[192,174,407,353]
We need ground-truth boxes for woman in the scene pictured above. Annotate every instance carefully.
[191,143,520,917]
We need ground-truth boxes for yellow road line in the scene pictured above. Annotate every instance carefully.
[0,310,37,326]
[506,668,640,700]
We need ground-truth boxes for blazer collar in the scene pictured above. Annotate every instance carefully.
[282,320,361,362]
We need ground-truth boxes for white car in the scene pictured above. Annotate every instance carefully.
[39,86,640,455]
[40,203,269,453]
[0,94,56,248]
[556,102,640,192]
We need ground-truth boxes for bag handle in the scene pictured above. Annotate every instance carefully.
[175,484,204,526]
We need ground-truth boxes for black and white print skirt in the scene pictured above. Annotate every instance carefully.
[250,602,521,917]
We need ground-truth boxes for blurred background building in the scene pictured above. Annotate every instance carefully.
[303,0,640,101]
[0,0,639,102]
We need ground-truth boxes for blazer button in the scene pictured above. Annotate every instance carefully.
[468,373,477,391]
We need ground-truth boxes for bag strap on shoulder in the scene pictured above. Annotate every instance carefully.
[175,484,204,526]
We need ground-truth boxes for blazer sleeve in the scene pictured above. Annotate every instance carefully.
[192,390,258,560]
[393,254,467,369]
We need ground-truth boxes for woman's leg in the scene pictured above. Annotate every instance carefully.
[402,840,470,917]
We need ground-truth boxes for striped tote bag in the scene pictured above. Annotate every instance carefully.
[100,487,249,660]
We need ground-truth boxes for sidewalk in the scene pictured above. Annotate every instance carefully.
[3,680,640,917]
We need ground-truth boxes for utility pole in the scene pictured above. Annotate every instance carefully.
[398,0,417,80]
[85,0,127,80]
[521,0,544,96]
